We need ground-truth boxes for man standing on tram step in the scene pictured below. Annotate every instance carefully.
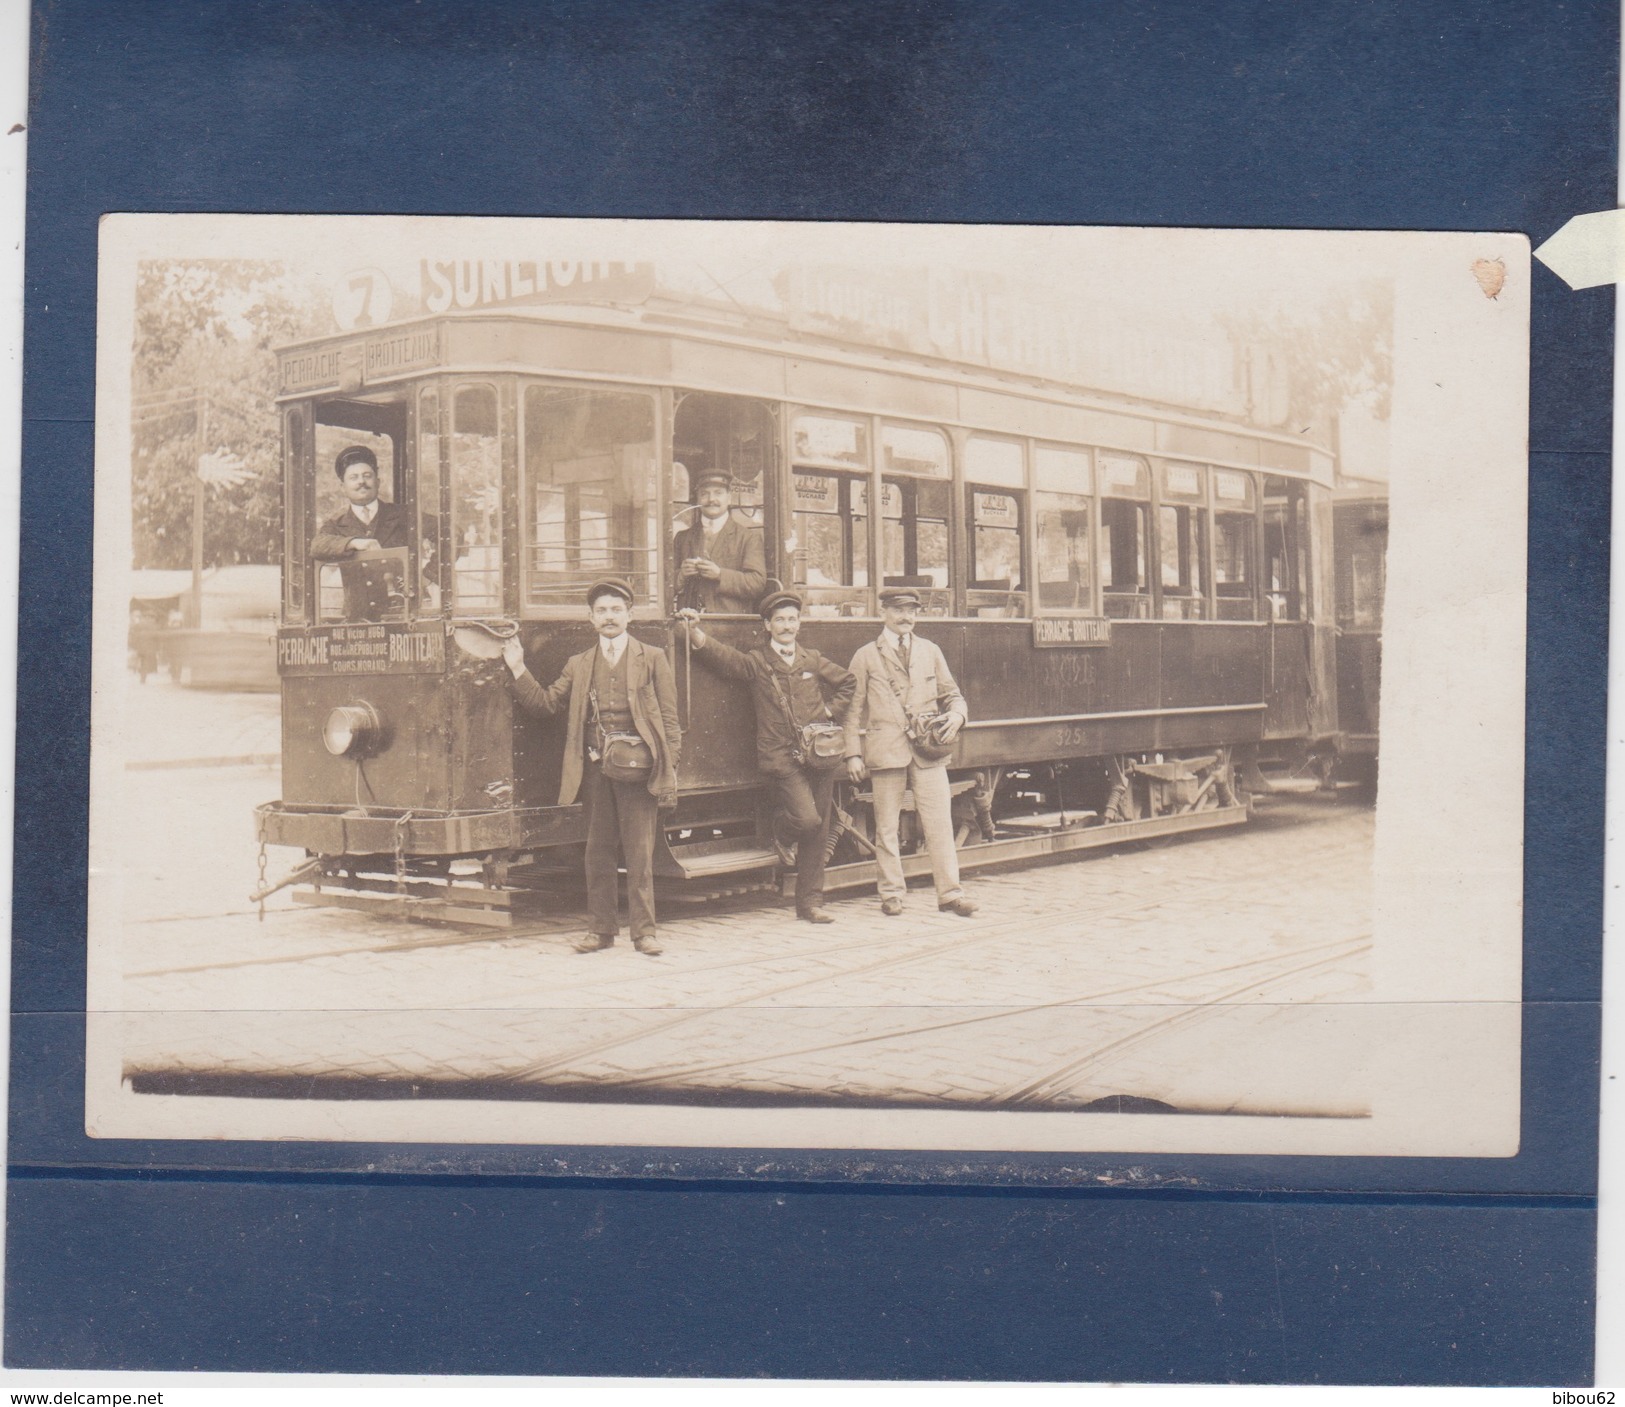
[502,578,681,956]
[310,445,412,620]
[844,586,977,918]
[678,591,856,924]
[673,466,767,615]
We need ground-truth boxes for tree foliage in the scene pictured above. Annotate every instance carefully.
[131,261,324,569]
[1220,281,1393,438]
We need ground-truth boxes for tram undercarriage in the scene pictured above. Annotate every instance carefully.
[252,746,1260,928]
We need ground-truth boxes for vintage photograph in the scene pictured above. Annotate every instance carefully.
[85,217,1526,1155]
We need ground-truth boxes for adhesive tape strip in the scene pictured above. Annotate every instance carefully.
[1533,209,1625,290]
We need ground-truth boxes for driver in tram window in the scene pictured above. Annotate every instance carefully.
[673,466,766,615]
[311,445,411,620]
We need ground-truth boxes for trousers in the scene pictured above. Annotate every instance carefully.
[773,766,838,912]
[870,762,962,903]
[580,760,659,939]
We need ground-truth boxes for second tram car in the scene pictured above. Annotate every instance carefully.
[1333,482,1388,793]
[255,283,1341,924]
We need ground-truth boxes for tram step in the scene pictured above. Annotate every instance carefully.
[655,833,779,881]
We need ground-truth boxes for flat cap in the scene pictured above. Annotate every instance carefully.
[758,589,804,619]
[585,576,635,606]
[334,444,378,479]
[691,468,732,491]
[878,586,923,608]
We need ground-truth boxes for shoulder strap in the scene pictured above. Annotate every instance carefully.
[767,664,801,730]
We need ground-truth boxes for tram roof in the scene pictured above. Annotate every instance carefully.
[274,300,1336,486]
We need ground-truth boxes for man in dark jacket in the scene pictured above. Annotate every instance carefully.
[673,467,766,614]
[502,577,681,955]
[679,591,855,923]
[311,445,412,621]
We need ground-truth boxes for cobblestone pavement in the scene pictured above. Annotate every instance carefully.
[114,761,1374,1115]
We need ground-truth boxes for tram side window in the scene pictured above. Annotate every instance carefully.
[1214,513,1257,620]
[1212,469,1257,621]
[523,385,659,609]
[1036,493,1092,611]
[1098,453,1152,620]
[417,387,442,613]
[967,489,1026,616]
[791,471,869,616]
[450,384,502,615]
[1158,505,1207,620]
[880,476,952,616]
[1263,475,1308,621]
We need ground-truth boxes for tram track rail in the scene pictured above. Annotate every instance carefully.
[547,933,1371,1103]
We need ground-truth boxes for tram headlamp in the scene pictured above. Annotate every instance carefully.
[322,702,384,758]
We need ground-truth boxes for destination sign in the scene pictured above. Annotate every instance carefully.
[279,347,345,394]
[1032,616,1112,649]
[278,623,447,676]
[364,327,442,380]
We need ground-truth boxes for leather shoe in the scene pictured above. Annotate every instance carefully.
[797,907,835,924]
[573,932,615,953]
[632,933,664,956]
[880,898,904,916]
[938,897,978,917]
[773,835,797,869]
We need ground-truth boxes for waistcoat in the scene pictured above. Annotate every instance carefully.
[590,645,633,740]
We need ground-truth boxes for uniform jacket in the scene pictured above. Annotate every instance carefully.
[694,634,856,777]
[311,499,412,559]
[674,515,767,614]
[843,632,968,771]
[511,635,681,805]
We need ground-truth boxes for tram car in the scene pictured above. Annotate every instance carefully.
[1332,481,1388,792]
[254,280,1341,925]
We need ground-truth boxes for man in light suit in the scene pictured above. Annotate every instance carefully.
[673,467,766,615]
[502,577,682,955]
[310,445,412,621]
[843,586,977,917]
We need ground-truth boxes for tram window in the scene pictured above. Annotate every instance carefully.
[965,435,1025,489]
[791,413,869,471]
[968,488,1027,617]
[791,470,869,616]
[1035,444,1092,494]
[1098,451,1149,498]
[1099,499,1150,618]
[881,423,950,478]
[450,384,502,615]
[1338,530,1386,630]
[1036,492,1093,611]
[879,476,952,615]
[417,387,442,613]
[1214,512,1257,620]
[1158,505,1207,620]
[283,407,309,623]
[523,385,659,610]
[313,423,404,625]
[1099,452,1151,619]
[1263,476,1308,621]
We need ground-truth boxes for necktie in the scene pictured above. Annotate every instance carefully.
[899,636,912,674]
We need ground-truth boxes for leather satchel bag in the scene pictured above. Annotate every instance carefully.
[590,689,655,783]
[769,665,843,771]
[880,642,958,764]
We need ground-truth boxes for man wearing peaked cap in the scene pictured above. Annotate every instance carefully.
[844,586,977,919]
[310,444,412,620]
[674,465,766,615]
[678,589,855,923]
[502,575,681,956]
